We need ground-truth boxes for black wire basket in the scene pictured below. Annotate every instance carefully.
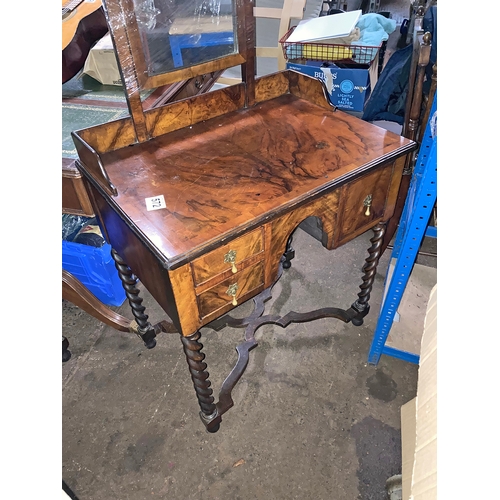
[279,26,381,67]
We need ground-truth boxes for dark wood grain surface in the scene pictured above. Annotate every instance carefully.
[99,93,413,264]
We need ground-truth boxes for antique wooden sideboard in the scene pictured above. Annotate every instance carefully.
[71,0,416,432]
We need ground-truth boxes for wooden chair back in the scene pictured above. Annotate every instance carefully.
[380,3,436,254]
[402,6,432,145]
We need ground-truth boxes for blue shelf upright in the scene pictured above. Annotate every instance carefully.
[367,94,437,366]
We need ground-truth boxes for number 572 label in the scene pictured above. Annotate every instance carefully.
[145,195,166,211]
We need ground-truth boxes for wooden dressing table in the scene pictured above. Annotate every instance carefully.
[72,0,416,432]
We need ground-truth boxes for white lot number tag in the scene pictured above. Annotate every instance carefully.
[145,195,166,211]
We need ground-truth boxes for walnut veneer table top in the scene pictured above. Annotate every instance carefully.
[101,94,412,265]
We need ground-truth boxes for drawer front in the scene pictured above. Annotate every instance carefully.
[191,228,264,285]
[197,262,264,319]
[337,163,394,245]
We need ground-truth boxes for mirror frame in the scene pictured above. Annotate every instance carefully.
[102,0,249,91]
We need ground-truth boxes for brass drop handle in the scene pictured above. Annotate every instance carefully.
[226,283,239,306]
[363,194,373,217]
[224,249,238,273]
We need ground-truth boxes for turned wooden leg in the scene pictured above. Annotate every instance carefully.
[62,336,71,362]
[181,331,222,433]
[282,234,295,269]
[111,249,157,349]
[351,223,386,326]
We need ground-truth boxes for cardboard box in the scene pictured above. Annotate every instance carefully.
[401,398,417,499]
[287,60,374,112]
[400,284,437,499]
[82,33,122,86]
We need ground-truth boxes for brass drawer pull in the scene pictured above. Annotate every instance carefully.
[224,249,238,273]
[363,194,373,216]
[226,283,239,306]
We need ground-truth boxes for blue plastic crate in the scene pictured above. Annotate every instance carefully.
[62,240,126,307]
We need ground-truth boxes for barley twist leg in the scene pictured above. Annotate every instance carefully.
[351,223,386,326]
[111,249,157,348]
[181,331,221,433]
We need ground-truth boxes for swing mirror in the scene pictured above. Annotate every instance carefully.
[103,0,246,91]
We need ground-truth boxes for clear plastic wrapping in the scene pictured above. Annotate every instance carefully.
[62,214,105,247]
[102,0,237,93]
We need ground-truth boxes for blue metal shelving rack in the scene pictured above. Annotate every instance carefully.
[367,94,437,366]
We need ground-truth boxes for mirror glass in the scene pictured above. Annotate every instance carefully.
[132,0,238,75]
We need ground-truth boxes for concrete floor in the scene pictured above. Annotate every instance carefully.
[62,1,436,498]
[63,225,436,500]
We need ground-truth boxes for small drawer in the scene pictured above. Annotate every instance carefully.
[191,228,263,286]
[336,163,394,245]
[197,262,264,319]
